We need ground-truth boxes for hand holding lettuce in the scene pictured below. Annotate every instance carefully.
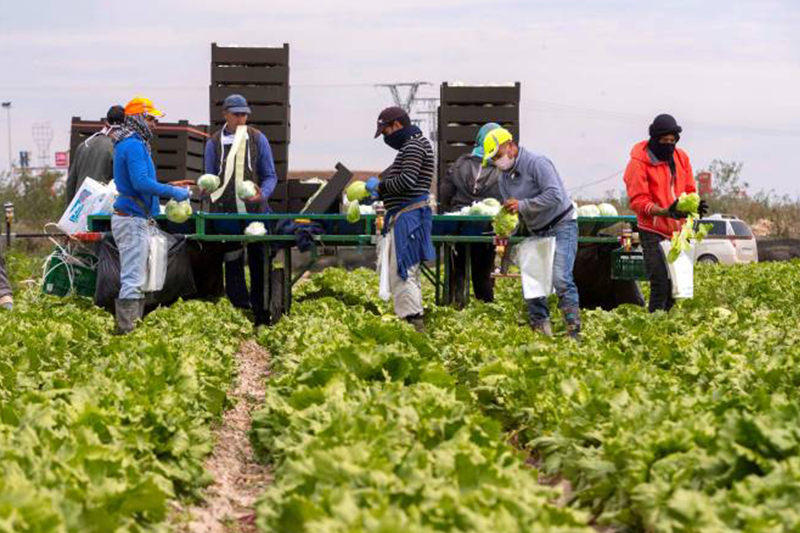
[667,193,712,263]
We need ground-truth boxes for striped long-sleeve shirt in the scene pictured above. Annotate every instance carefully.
[378,133,435,211]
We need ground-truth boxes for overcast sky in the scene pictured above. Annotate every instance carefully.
[0,0,798,198]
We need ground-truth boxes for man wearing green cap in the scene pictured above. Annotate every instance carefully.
[440,122,504,306]
[483,128,580,338]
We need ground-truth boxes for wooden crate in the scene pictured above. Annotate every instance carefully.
[436,82,521,207]
[69,117,209,183]
[209,43,291,191]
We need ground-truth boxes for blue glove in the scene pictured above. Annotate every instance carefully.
[365,176,380,198]
[173,187,191,202]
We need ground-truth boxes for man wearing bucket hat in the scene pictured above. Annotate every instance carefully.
[367,106,435,331]
[111,96,192,334]
[439,122,504,307]
[483,127,580,338]
[623,113,708,313]
[203,93,278,326]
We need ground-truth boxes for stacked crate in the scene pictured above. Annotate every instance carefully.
[436,82,521,207]
[69,117,208,183]
[209,43,291,212]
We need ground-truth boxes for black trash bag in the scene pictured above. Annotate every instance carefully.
[575,242,645,311]
[94,232,197,314]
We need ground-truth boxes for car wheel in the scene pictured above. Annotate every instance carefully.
[697,254,719,264]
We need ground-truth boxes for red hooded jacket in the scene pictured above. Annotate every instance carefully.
[623,140,696,239]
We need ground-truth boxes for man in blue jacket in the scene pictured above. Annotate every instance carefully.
[204,94,278,326]
[112,96,191,333]
[483,127,580,339]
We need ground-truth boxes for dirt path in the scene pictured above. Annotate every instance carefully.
[177,340,271,533]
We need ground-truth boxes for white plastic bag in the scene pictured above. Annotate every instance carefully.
[660,241,695,299]
[144,226,169,292]
[516,237,556,299]
[376,233,393,302]
[57,178,116,234]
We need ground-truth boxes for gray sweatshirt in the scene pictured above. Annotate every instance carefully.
[498,147,574,232]
[66,134,115,204]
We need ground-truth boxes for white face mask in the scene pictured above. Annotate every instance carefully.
[495,154,516,171]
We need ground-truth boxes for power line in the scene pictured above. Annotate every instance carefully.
[568,169,625,193]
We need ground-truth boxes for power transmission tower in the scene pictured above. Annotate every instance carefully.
[415,97,440,156]
[375,81,432,115]
[32,122,53,169]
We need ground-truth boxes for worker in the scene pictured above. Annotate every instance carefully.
[66,105,125,203]
[623,114,708,312]
[483,127,580,338]
[367,106,435,331]
[440,122,503,307]
[203,94,278,326]
[112,96,192,333]
[0,250,11,311]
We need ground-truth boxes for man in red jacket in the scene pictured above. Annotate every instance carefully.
[624,114,708,312]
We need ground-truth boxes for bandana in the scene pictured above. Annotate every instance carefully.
[115,114,153,153]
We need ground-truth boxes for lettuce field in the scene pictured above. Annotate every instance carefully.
[3,260,800,532]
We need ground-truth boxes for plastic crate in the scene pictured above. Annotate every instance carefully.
[42,253,98,298]
[611,248,648,281]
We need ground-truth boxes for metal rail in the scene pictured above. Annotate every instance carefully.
[84,212,636,313]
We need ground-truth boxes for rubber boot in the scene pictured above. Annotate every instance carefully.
[563,306,581,340]
[530,320,553,337]
[115,298,143,335]
[405,313,425,333]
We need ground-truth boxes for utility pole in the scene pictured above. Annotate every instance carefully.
[1,102,10,176]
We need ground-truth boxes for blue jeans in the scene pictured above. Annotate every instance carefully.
[524,219,579,323]
[111,215,150,300]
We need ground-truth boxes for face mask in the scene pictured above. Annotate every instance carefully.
[648,139,676,162]
[495,154,516,171]
[383,129,406,150]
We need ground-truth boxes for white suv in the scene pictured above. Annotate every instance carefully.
[694,214,758,264]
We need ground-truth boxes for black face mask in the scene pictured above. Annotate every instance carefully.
[383,129,406,151]
[648,138,676,162]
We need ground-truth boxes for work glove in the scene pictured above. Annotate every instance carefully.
[173,187,191,202]
[697,199,709,218]
[365,176,380,199]
[667,199,691,219]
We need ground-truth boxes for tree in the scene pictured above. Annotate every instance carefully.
[704,160,748,198]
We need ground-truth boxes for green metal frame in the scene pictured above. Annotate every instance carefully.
[88,212,639,316]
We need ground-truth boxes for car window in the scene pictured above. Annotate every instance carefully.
[696,220,728,236]
[730,221,753,237]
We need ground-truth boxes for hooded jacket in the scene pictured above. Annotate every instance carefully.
[440,153,502,213]
[623,140,696,239]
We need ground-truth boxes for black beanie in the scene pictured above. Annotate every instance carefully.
[106,105,126,126]
[648,114,682,140]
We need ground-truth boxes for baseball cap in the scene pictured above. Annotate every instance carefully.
[482,127,514,166]
[124,96,165,118]
[374,106,408,138]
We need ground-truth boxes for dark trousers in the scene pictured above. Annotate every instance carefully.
[207,220,269,325]
[640,229,674,313]
[449,243,495,307]
[0,251,11,298]
[225,244,267,320]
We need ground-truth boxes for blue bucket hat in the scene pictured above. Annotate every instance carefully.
[223,94,251,114]
[471,122,502,158]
